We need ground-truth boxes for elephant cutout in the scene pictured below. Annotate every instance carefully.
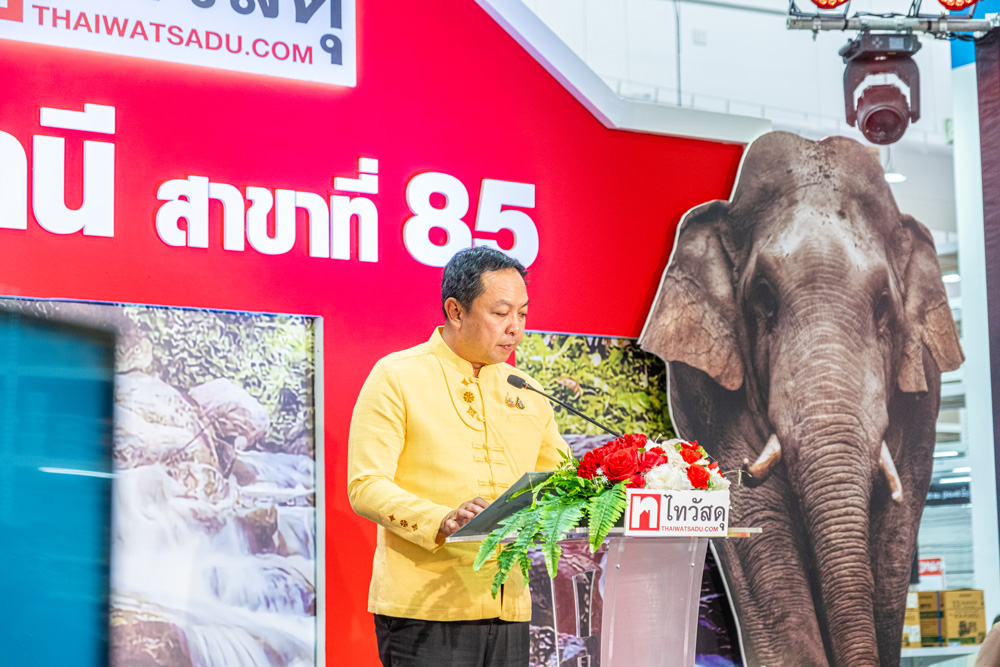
[639,131,963,667]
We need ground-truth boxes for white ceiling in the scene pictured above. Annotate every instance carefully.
[522,0,958,233]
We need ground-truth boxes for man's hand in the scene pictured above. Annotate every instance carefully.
[437,497,490,541]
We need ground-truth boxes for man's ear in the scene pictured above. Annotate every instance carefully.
[443,297,464,329]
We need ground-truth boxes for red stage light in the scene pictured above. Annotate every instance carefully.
[938,0,977,10]
[810,0,850,9]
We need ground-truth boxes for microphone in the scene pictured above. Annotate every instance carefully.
[507,374,623,438]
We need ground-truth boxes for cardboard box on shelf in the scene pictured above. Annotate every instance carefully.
[919,589,987,647]
[902,591,921,649]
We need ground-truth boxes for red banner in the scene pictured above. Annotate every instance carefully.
[0,1,743,661]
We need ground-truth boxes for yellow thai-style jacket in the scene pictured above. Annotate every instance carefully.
[347,328,567,622]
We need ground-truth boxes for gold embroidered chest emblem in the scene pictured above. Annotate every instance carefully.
[505,393,525,410]
[462,390,475,404]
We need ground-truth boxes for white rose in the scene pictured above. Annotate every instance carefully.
[709,467,731,490]
[645,463,693,491]
[664,446,686,467]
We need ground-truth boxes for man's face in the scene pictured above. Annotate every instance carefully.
[448,268,528,367]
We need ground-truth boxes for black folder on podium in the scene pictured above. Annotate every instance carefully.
[449,471,552,540]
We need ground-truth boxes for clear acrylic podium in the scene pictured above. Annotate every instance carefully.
[592,532,708,666]
[453,528,711,667]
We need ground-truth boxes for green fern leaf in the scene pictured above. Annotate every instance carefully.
[539,498,588,577]
[510,508,541,550]
[587,482,628,551]
[518,549,533,585]
[510,508,542,585]
[491,543,520,598]
[474,509,534,571]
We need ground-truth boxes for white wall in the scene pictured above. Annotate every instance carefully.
[523,0,954,146]
[523,0,958,235]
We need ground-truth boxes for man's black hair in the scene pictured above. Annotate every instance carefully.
[441,247,528,318]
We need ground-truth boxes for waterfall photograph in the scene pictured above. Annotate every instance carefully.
[1,299,319,667]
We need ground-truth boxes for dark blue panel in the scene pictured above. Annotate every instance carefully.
[0,312,115,667]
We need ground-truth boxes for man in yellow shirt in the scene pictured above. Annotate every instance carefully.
[348,247,568,666]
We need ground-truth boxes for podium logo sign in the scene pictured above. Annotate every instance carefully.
[0,1,356,86]
[628,493,662,532]
[625,490,730,537]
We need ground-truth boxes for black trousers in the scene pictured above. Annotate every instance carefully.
[373,614,529,667]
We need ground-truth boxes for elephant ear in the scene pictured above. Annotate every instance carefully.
[639,201,744,391]
[896,215,964,393]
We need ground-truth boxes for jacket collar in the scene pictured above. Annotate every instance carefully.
[428,326,480,377]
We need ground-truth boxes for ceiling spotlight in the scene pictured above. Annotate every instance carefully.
[859,85,912,145]
[811,0,850,8]
[840,32,921,145]
[938,0,977,10]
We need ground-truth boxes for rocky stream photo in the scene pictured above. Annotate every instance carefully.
[1,299,319,667]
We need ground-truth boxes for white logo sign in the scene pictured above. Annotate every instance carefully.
[0,1,356,87]
[625,489,730,537]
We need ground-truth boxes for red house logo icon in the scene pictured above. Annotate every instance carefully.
[0,0,23,22]
[628,493,661,531]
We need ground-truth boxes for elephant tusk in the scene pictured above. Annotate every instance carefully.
[742,434,782,485]
[880,441,904,503]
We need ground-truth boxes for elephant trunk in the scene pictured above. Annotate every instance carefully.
[793,423,880,666]
[744,435,903,503]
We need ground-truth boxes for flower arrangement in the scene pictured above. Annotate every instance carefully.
[473,434,730,597]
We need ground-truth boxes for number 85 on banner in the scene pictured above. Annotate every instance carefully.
[403,173,539,268]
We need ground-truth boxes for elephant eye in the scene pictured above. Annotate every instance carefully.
[751,279,779,333]
[874,290,892,332]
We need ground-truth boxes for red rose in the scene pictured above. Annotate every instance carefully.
[604,448,641,482]
[622,433,648,449]
[708,461,719,471]
[606,439,629,454]
[578,457,598,479]
[681,440,700,451]
[600,444,621,457]
[680,448,702,465]
[577,449,606,479]
[687,464,710,489]
[638,450,667,473]
[626,473,646,489]
[648,446,667,457]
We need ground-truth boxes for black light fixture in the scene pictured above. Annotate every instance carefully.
[840,32,921,145]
